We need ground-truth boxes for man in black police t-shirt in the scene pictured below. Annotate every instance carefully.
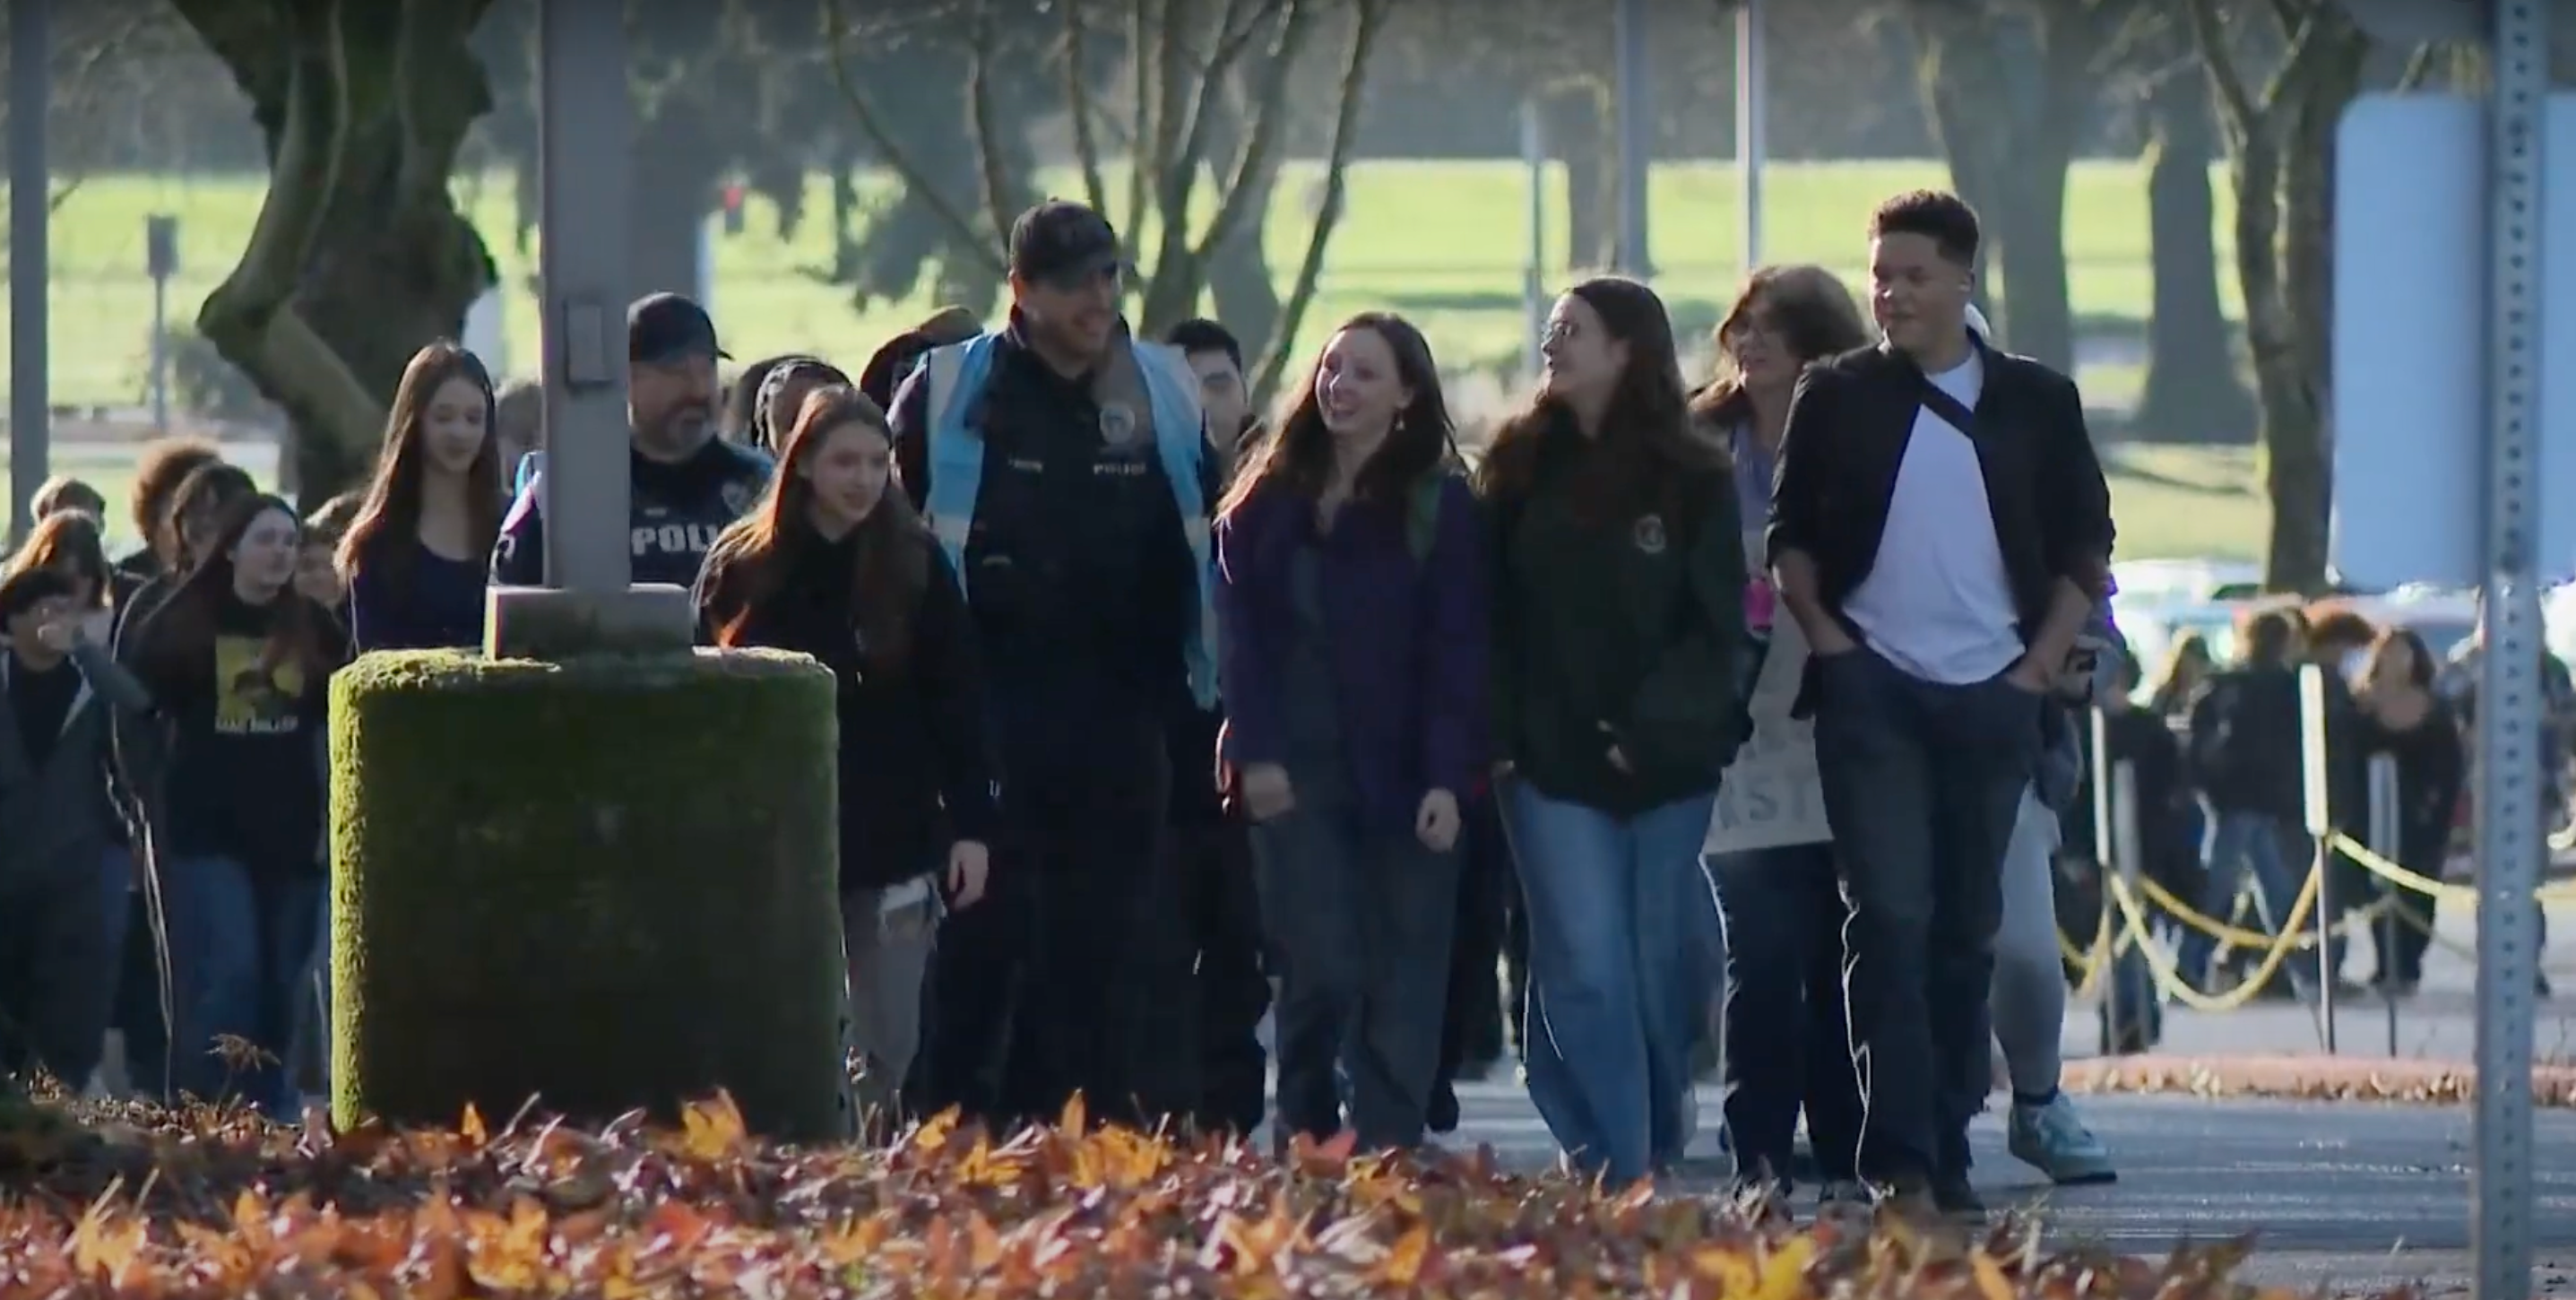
[493,292,774,588]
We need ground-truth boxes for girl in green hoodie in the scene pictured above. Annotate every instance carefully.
[1481,278,1750,1187]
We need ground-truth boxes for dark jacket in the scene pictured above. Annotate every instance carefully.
[1214,471,1489,831]
[107,572,184,847]
[692,523,1000,889]
[125,590,349,874]
[1491,423,1750,816]
[493,438,773,589]
[1,640,151,891]
[887,316,1206,724]
[2354,698,2467,871]
[1766,337,2116,634]
[2186,664,2312,822]
[348,538,488,653]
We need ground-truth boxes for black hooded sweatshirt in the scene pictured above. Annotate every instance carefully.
[693,521,1000,889]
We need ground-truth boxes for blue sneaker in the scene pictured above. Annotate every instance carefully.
[2007,1094,2117,1184]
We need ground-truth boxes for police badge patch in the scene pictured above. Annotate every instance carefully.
[1632,514,1668,555]
[721,478,756,516]
[1099,403,1141,449]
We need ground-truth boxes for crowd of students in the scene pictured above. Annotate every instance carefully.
[0,186,2279,1218]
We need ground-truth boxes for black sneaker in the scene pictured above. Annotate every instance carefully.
[1932,1173,1985,1218]
[1426,1080,1461,1135]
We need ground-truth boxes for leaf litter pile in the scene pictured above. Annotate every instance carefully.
[0,1089,2414,1298]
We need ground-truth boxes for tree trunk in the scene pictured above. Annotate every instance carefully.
[293,143,497,506]
[2136,70,2254,444]
[2262,36,2366,593]
[629,107,713,300]
[1910,11,2079,375]
[1543,82,1612,273]
[176,0,499,510]
[1200,89,1284,362]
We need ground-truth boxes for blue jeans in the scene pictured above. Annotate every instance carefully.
[2177,810,2305,982]
[1505,781,1719,1187]
[160,855,325,1113]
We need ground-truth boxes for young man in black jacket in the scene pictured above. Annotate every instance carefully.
[1767,190,2114,1216]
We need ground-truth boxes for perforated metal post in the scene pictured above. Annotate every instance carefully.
[1734,0,1765,276]
[2474,1,2546,1293]
[2366,753,2403,1056]
[2109,758,2144,1054]
[2090,707,2121,1051]
[1520,99,1546,380]
[2300,663,2338,1051]
[1611,0,1650,277]
[533,0,633,594]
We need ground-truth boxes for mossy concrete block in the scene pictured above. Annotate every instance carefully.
[328,647,847,1140]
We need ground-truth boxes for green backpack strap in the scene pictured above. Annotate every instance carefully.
[1405,470,1448,565]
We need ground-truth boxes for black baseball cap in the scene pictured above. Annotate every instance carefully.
[629,292,730,364]
[1008,200,1125,284]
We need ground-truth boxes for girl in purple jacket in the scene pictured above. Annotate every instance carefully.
[1213,312,1490,1152]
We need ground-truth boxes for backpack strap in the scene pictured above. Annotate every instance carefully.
[1405,472,1446,566]
[926,343,969,433]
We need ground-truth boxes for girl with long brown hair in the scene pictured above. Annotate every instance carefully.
[692,384,997,1124]
[1213,312,1486,1152]
[340,342,503,652]
[122,492,350,1112]
[1684,265,1872,1200]
[1477,276,1749,1188]
[4,508,116,635]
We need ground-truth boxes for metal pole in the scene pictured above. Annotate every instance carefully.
[1521,99,1546,381]
[150,274,169,433]
[2090,707,2121,1053]
[1734,0,1766,276]
[1612,0,1651,278]
[144,214,175,434]
[8,0,51,547]
[2110,758,2145,1053]
[2300,663,2338,1052]
[2475,0,2547,1291]
[532,0,634,594]
[2367,753,2403,1055]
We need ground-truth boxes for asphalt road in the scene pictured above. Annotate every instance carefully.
[1442,1083,2576,1295]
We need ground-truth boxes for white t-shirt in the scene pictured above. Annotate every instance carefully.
[1842,351,2025,684]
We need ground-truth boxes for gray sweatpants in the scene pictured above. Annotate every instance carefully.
[842,879,940,1129]
[1991,784,2065,1098]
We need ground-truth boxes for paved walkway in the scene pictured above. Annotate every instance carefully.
[1440,1084,2576,1294]
[2063,897,2576,1063]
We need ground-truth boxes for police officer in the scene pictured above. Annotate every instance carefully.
[890,200,1216,1129]
[493,293,773,588]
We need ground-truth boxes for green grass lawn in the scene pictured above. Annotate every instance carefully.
[4,156,2264,560]
[8,438,2266,565]
[5,158,2226,410]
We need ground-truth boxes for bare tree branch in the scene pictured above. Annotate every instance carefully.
[1254,0,1391,405]
[2184,0,2260,147]
[2396,39,2443,91]
[964,0,1016,247]
[1124,0,1155,238]
[823,0,1007,274]
[1194,0,1317,264]
[179,0,386,464]
[1151,0,1288,283]
[1061,0,1115,219]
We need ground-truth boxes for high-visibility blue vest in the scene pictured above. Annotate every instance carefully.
[918,331,1219,710]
